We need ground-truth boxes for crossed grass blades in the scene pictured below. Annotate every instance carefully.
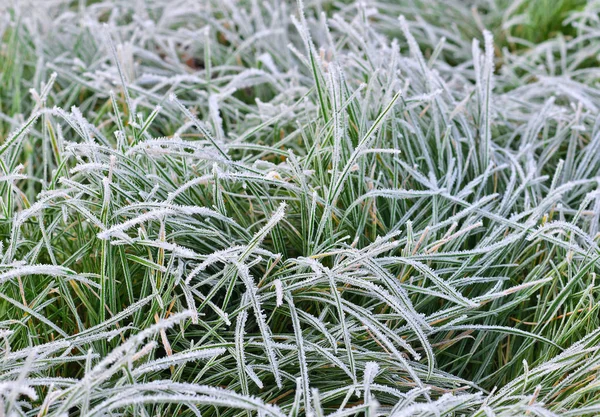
[1,0,600,416]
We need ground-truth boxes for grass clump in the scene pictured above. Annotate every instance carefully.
[1,0,600,416]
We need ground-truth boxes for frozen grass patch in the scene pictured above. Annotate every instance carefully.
[1,0,600,415]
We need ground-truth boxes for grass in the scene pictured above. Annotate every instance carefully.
[1,0,600,415]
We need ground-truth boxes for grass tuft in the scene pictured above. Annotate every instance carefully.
[1,0,600,416]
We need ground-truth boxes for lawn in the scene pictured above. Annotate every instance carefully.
[1,0,600,416]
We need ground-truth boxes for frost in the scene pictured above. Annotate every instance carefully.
[2,0,600,416]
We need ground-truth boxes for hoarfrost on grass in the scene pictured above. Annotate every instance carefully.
[1,0,600,416]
